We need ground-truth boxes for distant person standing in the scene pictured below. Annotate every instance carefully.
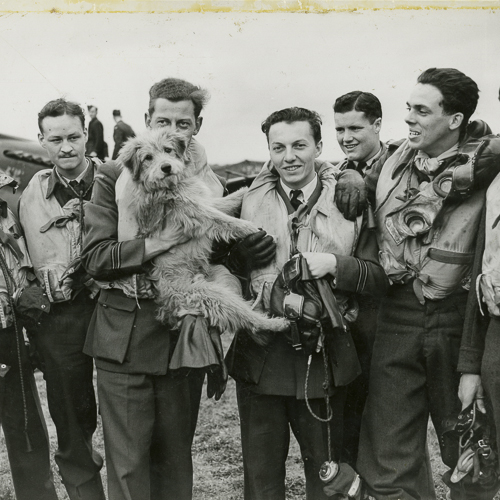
[112,109,135,160]
[86,105,107,161]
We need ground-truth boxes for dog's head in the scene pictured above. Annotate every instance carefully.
[118,128,191,192]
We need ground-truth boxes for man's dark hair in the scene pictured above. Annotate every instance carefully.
[261,107,322,144]
[38,98,85,133]
[417,68,479,134]
[333,91,382,124]
[87,105,97,112]
[148,78,210,119]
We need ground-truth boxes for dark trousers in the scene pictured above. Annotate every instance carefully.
[32,294,104,500]
[481,316,500,495]
[341,298,378,466]
[237,382,346,500]
[358,285,477,500]
[97,367,204,500]
[0,326,58,500]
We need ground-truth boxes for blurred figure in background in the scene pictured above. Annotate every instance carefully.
[86,105,107,161]
[112,109,135,160]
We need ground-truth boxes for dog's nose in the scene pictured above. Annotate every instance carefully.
[161,164,172,175]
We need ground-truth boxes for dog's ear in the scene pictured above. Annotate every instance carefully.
[172,133,188,158]
[118,138,142,181]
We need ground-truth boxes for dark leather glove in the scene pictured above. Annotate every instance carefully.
[206,327,228,401]
[226,230,276,275]
[15,286,51,324]
[334,170,368,221]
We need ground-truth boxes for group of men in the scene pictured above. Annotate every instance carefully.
[85,105,135,161]
[1,68,500,500]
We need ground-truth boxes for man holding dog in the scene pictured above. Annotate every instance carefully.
[18,98,105,500]
[356,68,500,500]
[226,106,388,499]
[82,77,275,500]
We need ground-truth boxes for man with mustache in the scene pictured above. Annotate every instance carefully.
[18,98,105,500]
[357,68,500,500]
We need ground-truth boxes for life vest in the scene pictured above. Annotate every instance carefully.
[376,140,484,302]
[479,172,500,316]
[0,207,32,328]
[241,160,361,313]
[98,137,224,300]
[19,161,98,303]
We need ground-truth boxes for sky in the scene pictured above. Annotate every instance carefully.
[0,9,499,165]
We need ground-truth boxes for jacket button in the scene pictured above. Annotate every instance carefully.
[102,304,108,308]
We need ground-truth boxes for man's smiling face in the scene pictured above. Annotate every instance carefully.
[405,83,461,157]
[334,110,381,162]
[268,120,322,190]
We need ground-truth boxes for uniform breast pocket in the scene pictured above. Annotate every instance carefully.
[93,291,137,363]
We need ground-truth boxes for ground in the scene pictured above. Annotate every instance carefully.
[0,366,497,499]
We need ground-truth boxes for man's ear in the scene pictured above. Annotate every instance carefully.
[450,113,464,132]
[38,133,46,149]
[193,116,203,136]
[118,138,142,180]
[373,117,382,134]
[145,113,151,129]
[315,140,323,158]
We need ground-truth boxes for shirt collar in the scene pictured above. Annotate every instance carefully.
[414,142,459,177]
[280,174,319,203]
[46,157,94,199]
[364,143,384,167]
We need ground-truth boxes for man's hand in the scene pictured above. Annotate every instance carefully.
[335,169,368,221]
[302,252,337,279]
[481,274,500,317]
[227,230,276,274]
[458,373,486,413]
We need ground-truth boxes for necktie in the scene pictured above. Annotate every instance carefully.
[69,180,82,194]
[290,190,303,211]
[356,161,367,173]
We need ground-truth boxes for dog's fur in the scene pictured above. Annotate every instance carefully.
[118,128,288,339]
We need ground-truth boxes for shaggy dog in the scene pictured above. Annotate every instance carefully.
[118,128,288,339]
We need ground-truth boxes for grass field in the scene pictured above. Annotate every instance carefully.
[0,366,496,499]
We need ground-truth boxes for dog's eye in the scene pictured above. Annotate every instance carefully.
[144,154,153,161]
[164,147,173,154]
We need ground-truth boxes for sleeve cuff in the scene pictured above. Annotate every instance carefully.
[335,254,367,293]
[457,347,483,374]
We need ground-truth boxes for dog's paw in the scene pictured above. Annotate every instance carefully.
[269,317,290,332]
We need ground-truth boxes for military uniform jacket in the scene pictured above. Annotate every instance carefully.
[227,161,388,398]
[82,140,224,375]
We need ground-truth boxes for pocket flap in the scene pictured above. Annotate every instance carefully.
[427,248,474,266]
[98,290,137,312]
